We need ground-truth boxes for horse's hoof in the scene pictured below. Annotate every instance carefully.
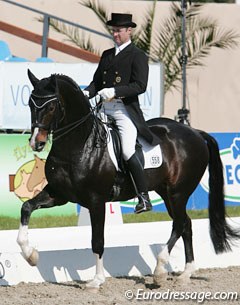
[85,285,100,293]
[177,263,195,283]
[26,248,39,266]
[153,270,168,285]
[177,272,191,284]
[85,274,105,291]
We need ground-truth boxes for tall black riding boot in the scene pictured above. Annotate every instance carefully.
[127,153,152,214]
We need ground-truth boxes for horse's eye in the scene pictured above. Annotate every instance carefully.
[49,105,55,112]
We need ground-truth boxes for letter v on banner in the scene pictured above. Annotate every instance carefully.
[78,202,123,226]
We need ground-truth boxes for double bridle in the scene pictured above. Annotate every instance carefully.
[30,92,97,142]
[30,94,58,109]
[30,92,64,131]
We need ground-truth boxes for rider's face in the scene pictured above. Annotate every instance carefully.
[110,27,132,46]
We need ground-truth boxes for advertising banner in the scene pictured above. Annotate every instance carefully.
[186,132,240,210]
[1,133,240,217]
[0,134,76,218]
[0,62,164,130]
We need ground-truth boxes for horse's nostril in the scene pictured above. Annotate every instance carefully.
[35,142,46,152]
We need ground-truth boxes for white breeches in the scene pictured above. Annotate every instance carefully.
[101,99,137,161]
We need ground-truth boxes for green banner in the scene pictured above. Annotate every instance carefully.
[0,134,76,218]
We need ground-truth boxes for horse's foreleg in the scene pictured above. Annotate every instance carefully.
[17,221,39,266]
[153,229,178,284]
[86,204,106,289]
[17,186,66,266]
[86,254,105,290]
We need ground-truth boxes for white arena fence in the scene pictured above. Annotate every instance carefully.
[0,217,240,286]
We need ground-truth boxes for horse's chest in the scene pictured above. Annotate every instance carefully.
[45,149,115,202]
[45,156,81,188]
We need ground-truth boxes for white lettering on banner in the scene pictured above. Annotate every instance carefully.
[200,138,240,203]
[0,62,163,129]
[225,164,240,184]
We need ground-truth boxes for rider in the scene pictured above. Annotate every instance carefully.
[83,13,160,213]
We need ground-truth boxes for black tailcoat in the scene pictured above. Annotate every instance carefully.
[85,43,160,145]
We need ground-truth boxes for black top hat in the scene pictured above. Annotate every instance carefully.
[106,13,137,28]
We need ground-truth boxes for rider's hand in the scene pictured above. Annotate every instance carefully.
[98,88,115,101]
[82,90,89,97]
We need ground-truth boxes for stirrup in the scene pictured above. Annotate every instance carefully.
[134,193,152,214]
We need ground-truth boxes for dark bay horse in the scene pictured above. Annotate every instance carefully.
[17,69,239,288]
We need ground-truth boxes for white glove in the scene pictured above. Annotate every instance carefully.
[82,90,89,97]
[98,88,115,101]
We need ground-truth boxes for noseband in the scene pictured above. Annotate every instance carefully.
[30,92,95,142]
[30,95,58,109]
[30,92,65,130]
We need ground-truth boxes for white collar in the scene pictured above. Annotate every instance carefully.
[115,40,131,55]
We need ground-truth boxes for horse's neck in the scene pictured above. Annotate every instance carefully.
[58,84,93,147]
[65,96,90,122]
[58,77,90,118]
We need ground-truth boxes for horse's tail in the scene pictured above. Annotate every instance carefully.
[199,130,240,253]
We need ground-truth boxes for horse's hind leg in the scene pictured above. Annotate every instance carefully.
[177,214,196,282]
[17,186,67,266]
[153,191,176,282]
[154,192,195,284]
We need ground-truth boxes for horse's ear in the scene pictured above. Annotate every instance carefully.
[28,69,39,87]
[50,74,57,89]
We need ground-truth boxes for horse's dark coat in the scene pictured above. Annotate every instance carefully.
[21,70,239,268]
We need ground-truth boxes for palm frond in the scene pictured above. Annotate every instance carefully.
[52,19,101,54]
[39,1,240,94]
[38,16,100,55]
[79,0,111,34]
[132,0,157,58]
[152,2,240,93]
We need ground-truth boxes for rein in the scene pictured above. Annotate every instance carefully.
[52,111,93,142]
[52,98,105,142]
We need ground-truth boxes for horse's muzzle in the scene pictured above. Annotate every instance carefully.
[30,128,48,151]
[32,141,46,152]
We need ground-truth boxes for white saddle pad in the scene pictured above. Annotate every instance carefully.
[106,126,162,171]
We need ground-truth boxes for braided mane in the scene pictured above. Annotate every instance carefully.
[55,74,80,91]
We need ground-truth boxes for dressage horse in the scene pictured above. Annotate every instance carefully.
[17,69,239,288]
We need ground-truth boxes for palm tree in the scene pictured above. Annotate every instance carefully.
[151,3,239,92]
[47,1,239,93]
